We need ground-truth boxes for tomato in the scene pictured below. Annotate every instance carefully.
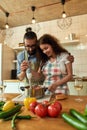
[53,101,62,111]
[48,104,61,117]
[35,104,48,117]
[29,101,38,114]
[42,100,49,106]
[23,97,36,109]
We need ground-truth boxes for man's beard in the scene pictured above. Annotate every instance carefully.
[28,49,36,55]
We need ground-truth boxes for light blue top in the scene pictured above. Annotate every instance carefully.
[17,50,44,85]
[17,50,37,75]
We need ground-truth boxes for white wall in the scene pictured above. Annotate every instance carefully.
[0,14,87,77]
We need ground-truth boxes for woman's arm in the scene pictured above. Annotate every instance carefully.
[48,62,73,92]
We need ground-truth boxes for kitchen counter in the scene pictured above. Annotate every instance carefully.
[3,79,87,95]
[0,93,87,130]
[3,77,87,82]
[71,78,87,81]
[3,79,21,82]
[3,80,24,93]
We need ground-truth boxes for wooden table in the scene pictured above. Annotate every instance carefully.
[0,94,87,130]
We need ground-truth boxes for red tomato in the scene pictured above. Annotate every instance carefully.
[42,100,49,106]
[35,104,48,117]
[53,101,62,111]
[48,104,61,117]
[29,101,38,114]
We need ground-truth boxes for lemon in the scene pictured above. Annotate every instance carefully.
[2,100,15,111]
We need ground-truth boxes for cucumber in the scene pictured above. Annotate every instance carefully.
[0,104,22,119]
[0,101,5,106]
[11,111,20,129]
[0,101,5,112]
[4,115,33,121]
[16,115,32,119]
[4,115,34,121]
[0,107,3,111]
[70,109,87,124]
[62,113,87,130]
[84,105,87,116]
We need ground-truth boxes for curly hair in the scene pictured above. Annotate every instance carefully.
[38,34,68,63]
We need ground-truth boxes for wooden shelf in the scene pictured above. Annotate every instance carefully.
[13,40,80,50]
[13,46,24,51]
[13,60,17,63]
[61,39,80,45]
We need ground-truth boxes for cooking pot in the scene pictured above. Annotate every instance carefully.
[20,86,45,99]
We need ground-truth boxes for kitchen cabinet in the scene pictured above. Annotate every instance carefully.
[68,81,87,95]
[0,44,2,82]
[0,44,15,82]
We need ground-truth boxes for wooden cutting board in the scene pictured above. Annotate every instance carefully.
[50,93,68,101]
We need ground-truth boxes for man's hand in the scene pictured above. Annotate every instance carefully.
[21,60,28,72]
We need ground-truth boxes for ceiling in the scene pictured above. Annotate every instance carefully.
[0,0,87,29]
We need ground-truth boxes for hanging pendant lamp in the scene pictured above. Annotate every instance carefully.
[5,12,10,29]
[57,0,72,30]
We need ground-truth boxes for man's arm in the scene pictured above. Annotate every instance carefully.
[17,71,26,81]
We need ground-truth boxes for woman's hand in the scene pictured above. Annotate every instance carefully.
[67,54,74,63]
[48,83,57,92]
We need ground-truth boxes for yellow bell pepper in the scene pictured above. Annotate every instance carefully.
[23,97,36,109]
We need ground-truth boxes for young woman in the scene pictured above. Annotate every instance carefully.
[38,34,73,94]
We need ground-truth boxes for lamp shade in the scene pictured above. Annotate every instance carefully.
[32,17,36,24]
[5,23,9,29]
